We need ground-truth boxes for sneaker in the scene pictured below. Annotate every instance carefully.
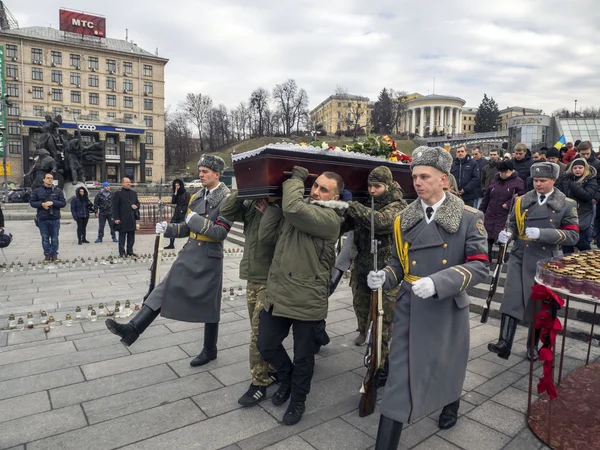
[268,371,280,384]
[238,384,267,406]
[112,237,118,243]
[282,400,305,426]
[271,383,291,406]
[354,332,366,346]
[95,238,102,243]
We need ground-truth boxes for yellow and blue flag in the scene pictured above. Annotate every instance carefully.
[553,135,566,149]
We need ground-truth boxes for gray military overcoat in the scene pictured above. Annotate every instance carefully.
[500,189,578,322]
[379,193,489,423]
[145,182,231,323]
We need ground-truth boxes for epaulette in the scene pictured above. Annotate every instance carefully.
[463,205,478,214]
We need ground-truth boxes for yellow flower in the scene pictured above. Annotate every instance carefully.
[300,142,308,146]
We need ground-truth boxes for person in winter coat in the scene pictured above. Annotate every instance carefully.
[545,148,567,177]
[479,160,526,258]
[94,182,117,243]
[480,148,501,191]
[512,143,534,184]
[471,147,488,208]
[576,141,600,247]
[70,186,92,244]
[164,179,191,249]
[562,142,577,164]
[112,178,140,257]
[556,158,598,253]
[0,202,4,230]
[450,146,480,207]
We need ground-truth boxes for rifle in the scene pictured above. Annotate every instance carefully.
[481,190,515,323]
[358,196,384,417]
[143,179,165,302]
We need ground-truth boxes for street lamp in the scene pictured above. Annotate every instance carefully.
[574,100,578,116]
[1,94,13,202]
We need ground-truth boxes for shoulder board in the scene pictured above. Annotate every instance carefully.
[463,205,478,214]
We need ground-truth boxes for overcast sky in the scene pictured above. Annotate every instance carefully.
[10,0,600,114]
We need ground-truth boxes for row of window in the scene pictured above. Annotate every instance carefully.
[6,138,154,160]
[6,44,153,76]
[27,87,153,110]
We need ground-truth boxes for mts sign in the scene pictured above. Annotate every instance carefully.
[59,9,106,37]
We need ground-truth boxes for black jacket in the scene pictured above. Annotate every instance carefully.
[94,190,114,217]
[170,179,191,222]
[450,155,480,200]
[556,166,599,217]
[112,188,140,232]
[71,188,92,220]
[0,203,4,228]
[513,151,534,184]
[30,185,66,221]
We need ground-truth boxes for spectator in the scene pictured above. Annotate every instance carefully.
[557,158,598,254]
[70,186,92,245]
[532,149,546,161]
[29,173,66,263]
[164,179,191,250]
[450,146,480,207]
[512,143,534,183]
[471,147,488,208]
[94,182,117,243]
[481,148,501,191]
[562,142,577,164]
[545,148,567,177]
[112,177,140,257]
[479,160,526,259]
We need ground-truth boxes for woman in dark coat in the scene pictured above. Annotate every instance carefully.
[479,160,526,258]
[70,186,93,244]
[164,179,191,249]
[556,158,598,254]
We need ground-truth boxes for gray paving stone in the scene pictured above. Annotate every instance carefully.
[0,391,51,423]
[80,346,187,380]
[50,364,178,409]
[326,317,359,336]
[69,324,170,350]
[340,408,381,439]
[312,350,363,382]
[28,399,205,450]
[474,369,521,397]
[502,427,544,450]
[437,417,511,450]
[325,308,357,324]
[490,386,530,414]
[127,327,207,354]
[469,343,491,360]
[210,360,252,386]
[168,343,248,377]
[263,436,315,450]
[0,405,87,449]
[83,371,222,424]
[463,370,489,391]
[317,334,360,358]
[399,416,440,448]
[0,367,84,401]
[0,344,129,382]
[179,331,250,357]
[119,407,278,450]
[469,325,501,348]
[192,380,279,418]
[300,417,374,450]
[0,332,7,347]
[411,435,462,449]
[467,358,510,378]
[508,358,543,376]
[0,340,76,366]
[6,325,57,345]
[466,400,526,437]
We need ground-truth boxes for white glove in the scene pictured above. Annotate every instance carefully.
[185,211,198,224]
[412,277,436,298]
[525,227,540,240]
[155,221,167,234]
[367,270,386,290]
[498,230,512,244]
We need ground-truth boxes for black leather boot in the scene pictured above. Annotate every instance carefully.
[487,314,519,360]
[190,322,219,367]
[105,304,159,346]
[526,327,541,361]
[375,415,403,450]
[439,399,460,429]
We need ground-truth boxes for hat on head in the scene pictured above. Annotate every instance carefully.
[566,142,574,148]
[197,154,225,173]
[368,166,393,186]
[572,159,586,168]
[410,146,453,175]
[497,160,513,171]
[102,182,110,188]
[531,162,560,179]
[545,148,560,159]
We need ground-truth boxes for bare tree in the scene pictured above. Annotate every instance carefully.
[345,102,364,139]
[250,88,269,137]
[165,108,195,169]
[335,85,348,96]
[273,79,304,137]
[182,93,212,151]
[389,89,408,134]
[293,88,309,135]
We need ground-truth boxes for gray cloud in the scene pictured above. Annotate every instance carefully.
[10,0,600,113]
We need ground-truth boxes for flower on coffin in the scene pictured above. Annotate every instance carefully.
[321,142,329,149]
[299,142,308,147]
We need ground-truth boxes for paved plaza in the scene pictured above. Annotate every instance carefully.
[0,217,598,449]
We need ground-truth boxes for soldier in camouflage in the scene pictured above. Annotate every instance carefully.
[343,166,407,377]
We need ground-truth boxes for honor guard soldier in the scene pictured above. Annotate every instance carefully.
[489,161,579,361]
[368,146,489,449]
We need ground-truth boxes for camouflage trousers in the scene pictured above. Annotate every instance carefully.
[351,270,397,365]
[246,282,273,387]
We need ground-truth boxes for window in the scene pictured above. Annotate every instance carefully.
[32,68,43,81]
[106,94,117,107]
[88,74,99,87]
[7,104,19,116]
[51,70,62,84]
[347,113,351,121]
[32,86,43,99]
[6,64,17,78]
[71,109,81,118]
[144,82,153,94]
[143,65,152,77]
[146,132,153,145]
[89,111,99,120]
[348,103,351,107]
[81,135,93,144]
[125,137,134,159]
[52,107,62,116]
[337,111,341,119]
[124,96,133,108]
[33,106,45,117]
[71,91,81,103]
[51,51,62,65]
[337,102,341,107]
[8,122,20,135]
[106,136,118,155]
[106,77,116,90]
[8,141,22,154]
[88,56,99,71]
[145,149,153,160]
[145,168,153,177]
[31,48,42,64]
[6,84,18,97]
[107,112,116,119]
[124,61,133,74]
[144,99,153,111]
[124,113,134,121]
[70,72,81,86]
[6,44,17,59]
[144,115,153,127]
[106,59,117,73]
[89,93,99,105]
[70,54,81,68]
[123,79,133,91]
[52,89,63,101]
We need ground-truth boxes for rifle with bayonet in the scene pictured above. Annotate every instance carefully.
[358,196,384,417]
[143,178,165,302]
[481,190,515,323]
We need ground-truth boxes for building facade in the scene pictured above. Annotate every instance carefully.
[402,94,467,136]
[1,25,168,185]
[309,94,370,135]
[497,106,542,131]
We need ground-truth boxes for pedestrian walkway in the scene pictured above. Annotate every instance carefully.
[0,218,597,449]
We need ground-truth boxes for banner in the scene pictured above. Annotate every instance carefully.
[0,162,10,176]
[59,9,106,37]
[0,45,5,157]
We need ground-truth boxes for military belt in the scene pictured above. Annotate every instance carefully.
[189,232,218,242]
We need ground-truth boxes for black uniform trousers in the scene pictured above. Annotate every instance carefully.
[118,230,136,256]
[257,307,326,402]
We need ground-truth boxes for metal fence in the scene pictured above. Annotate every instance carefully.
[137,202,175,234]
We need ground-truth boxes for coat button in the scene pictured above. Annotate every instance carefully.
[442,259,447,264]
[543,247,546,250]
[443,244,448,248]
[549,219,552,222]
[526,244,529,247]
[412,261,416,266]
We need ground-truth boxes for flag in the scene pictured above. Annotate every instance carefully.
[553,135,566,149]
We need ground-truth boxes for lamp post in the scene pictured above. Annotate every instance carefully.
[574,100,578,116]
[1,94,12,202]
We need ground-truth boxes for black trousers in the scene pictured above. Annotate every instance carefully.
[118,230,136,256]
[257,307,327,402]
[75,217,89,242]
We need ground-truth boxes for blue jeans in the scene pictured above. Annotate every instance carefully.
[97,214,115,239]
[38,219,60,257]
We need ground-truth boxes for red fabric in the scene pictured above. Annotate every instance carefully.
[466,253,490,263]
[561,224,579,232]
[215,220,231,231]
[530,285,564,400]
[562,147,578,164]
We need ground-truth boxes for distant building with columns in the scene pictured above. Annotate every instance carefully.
[403,93,467,137]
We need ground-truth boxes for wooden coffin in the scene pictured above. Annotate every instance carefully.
[231,143,415,201]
